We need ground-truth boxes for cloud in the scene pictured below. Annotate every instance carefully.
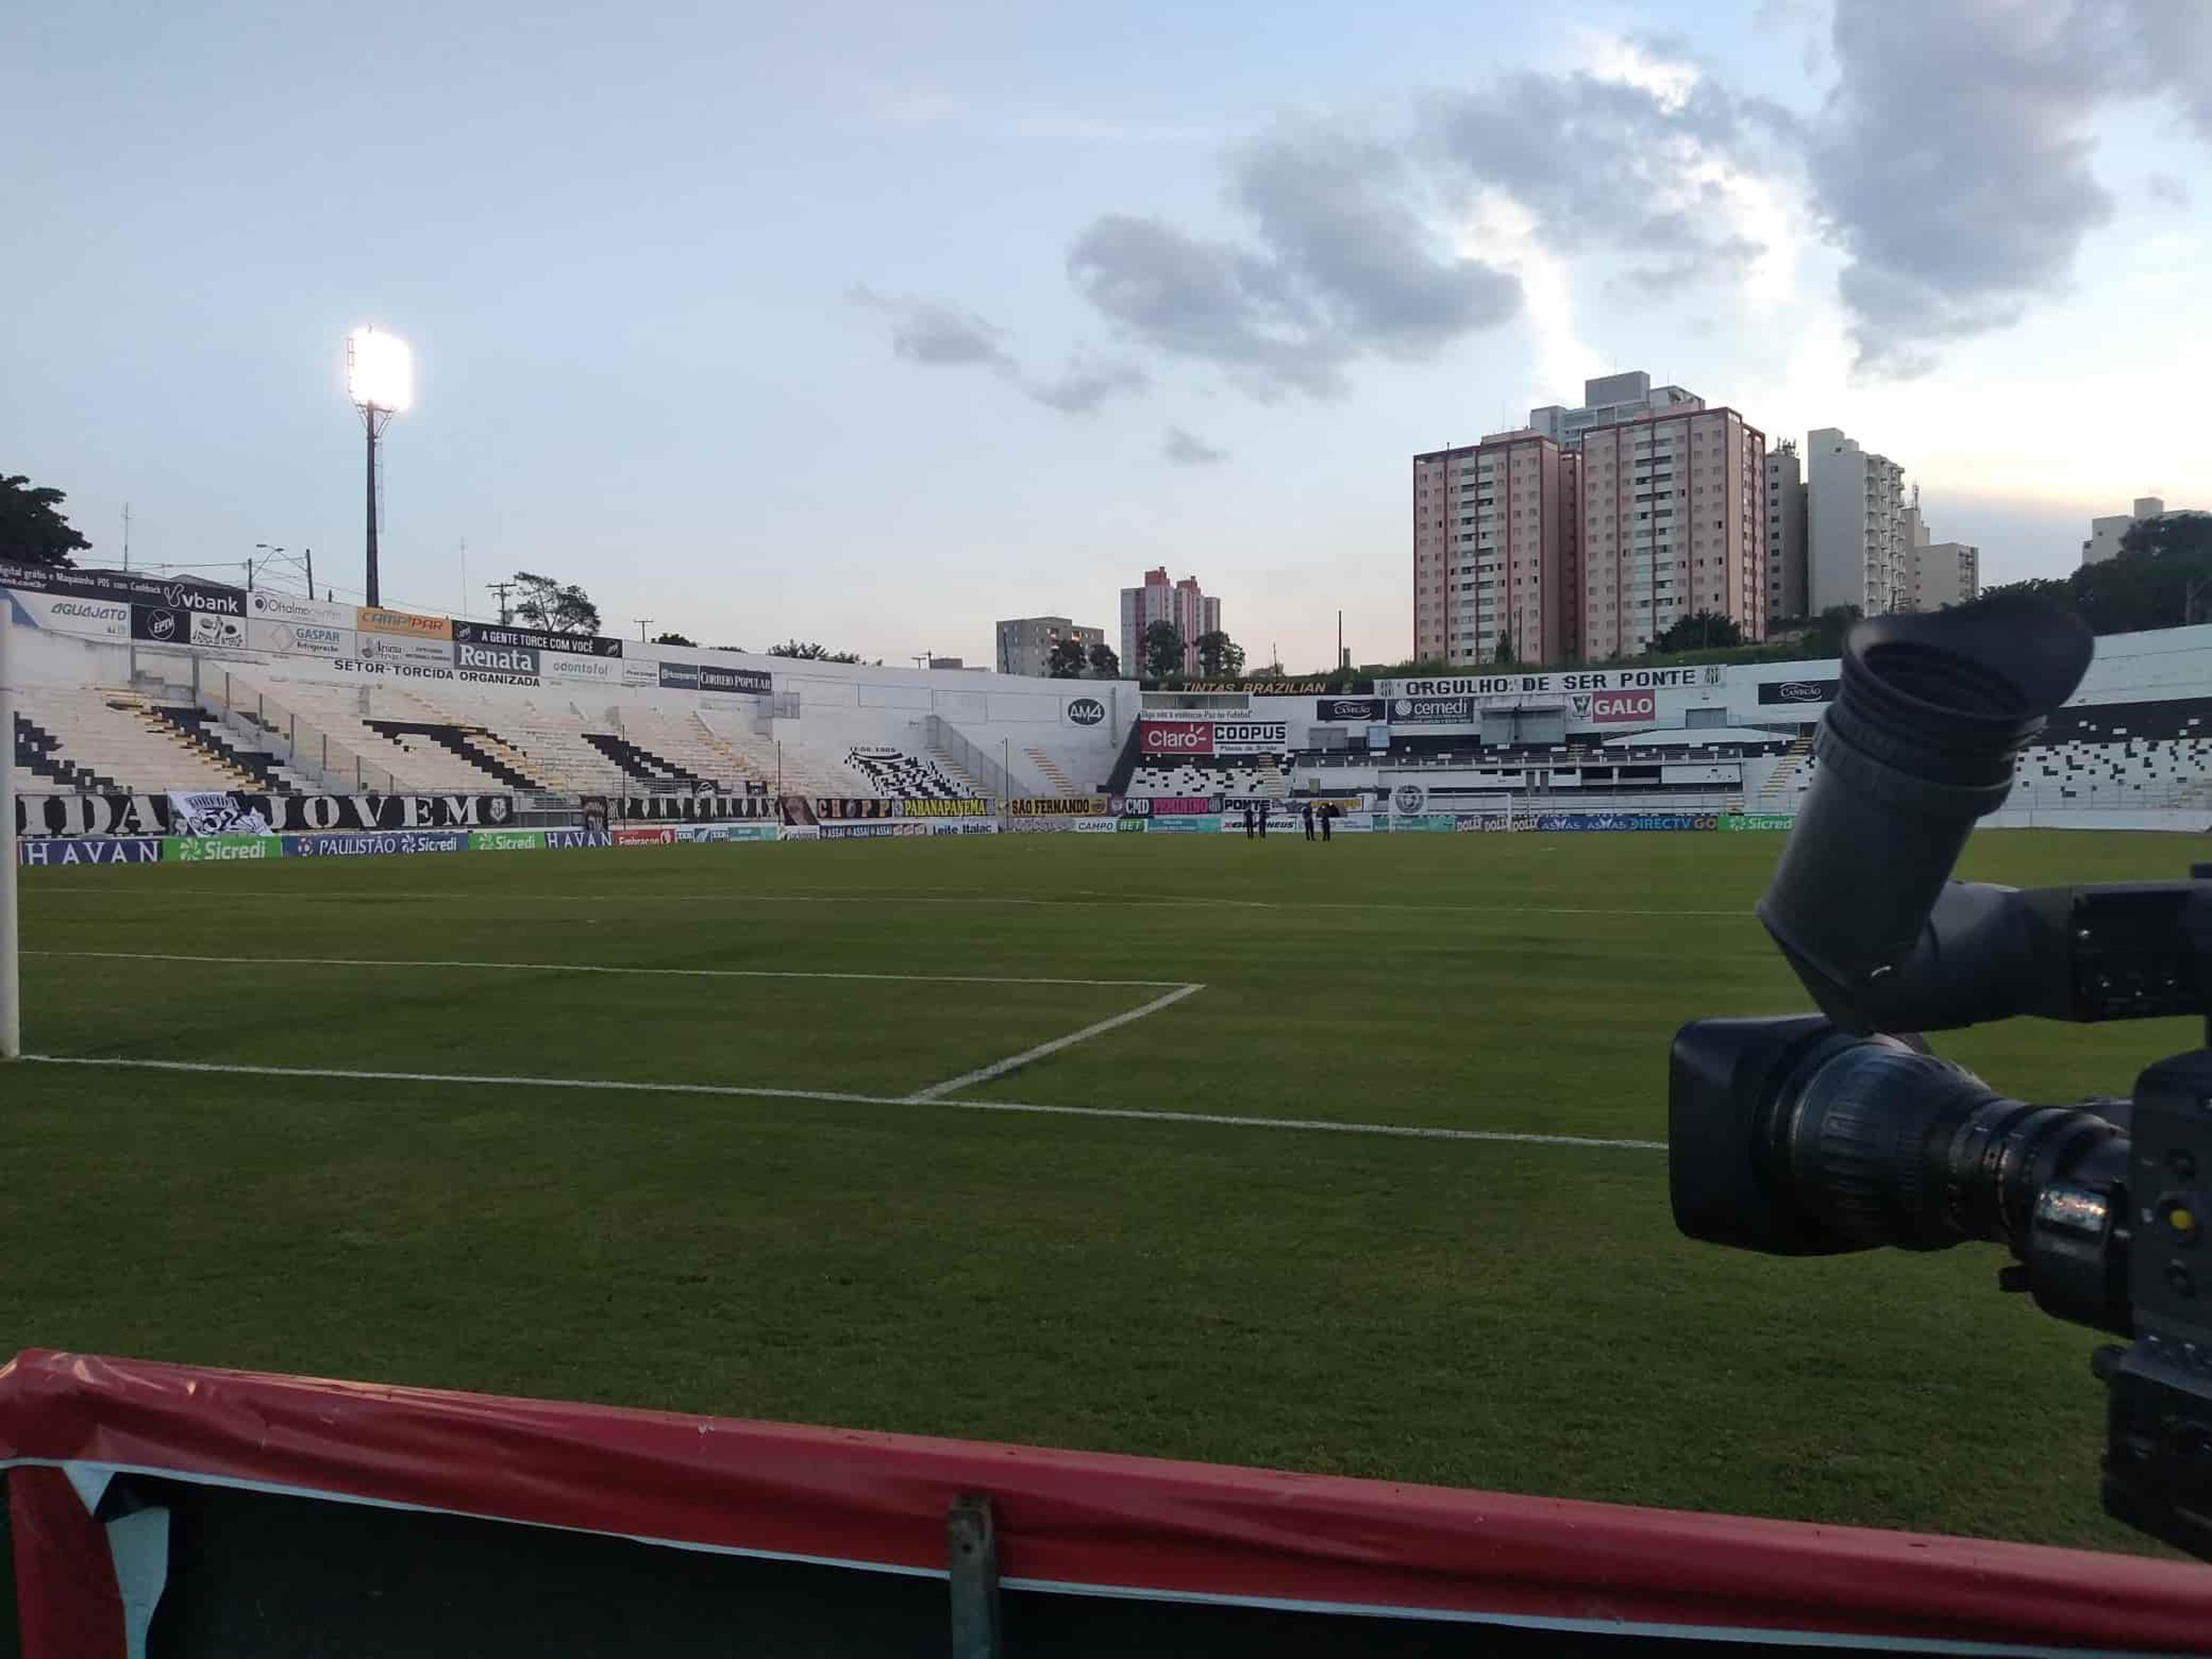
[2148,172,2193,209]
[1162,426,1226,465]
[851,287,1012,369]
[852,287,1142,415]
[2126,0,2212,139]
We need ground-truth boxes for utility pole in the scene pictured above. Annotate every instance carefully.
[636,618,654,642]
[459,537,468,621]
[304,547,314,600]
[488,581,515,626]
[122,503,131,572]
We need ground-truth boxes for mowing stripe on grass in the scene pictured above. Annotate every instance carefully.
[26,949,1190,990]
[907,982,1205,1101]
[15,1056,1666,1151]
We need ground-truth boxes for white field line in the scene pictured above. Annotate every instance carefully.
[25,950,1188,991]
[29,891,1751,920]
[907,983,1205,1101]
[14,1056,1666,1151]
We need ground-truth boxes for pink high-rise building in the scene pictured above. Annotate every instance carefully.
[1120,567,1221,675]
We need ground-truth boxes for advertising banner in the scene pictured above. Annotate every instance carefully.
[546,827,615,850]
[1756,679,1839,706]
[164,834,278,862]
[17,836,164,866]
[656,659,773,696]
[1582,690,1657,724]
[1145,815,1221,834]
[897,798,989,819]
[1113,816,1148,832]
[611,826,680,846]
[820,821,930,840]
[1063,696,1107,728]
[1315,698,1385,723]
[1721,813,1796,831]
[1007,796,1116,817]
[1138,719,1214,757]
[247,618,356,658]
[0,563,246,616]
[1456,813,1539,832]
[1005,817,1078,834]
[168,790,275,837]
[1535,812,1719,832]
[540,652,620,685]
[925,819,999,836]
[778,824,823,841]
[281,831,468,857]
[469,829,548,851]
[452,619,622,658]
[1072,817,1119,834]
[672,823,779,844]
[357,605,453,642]
[452,639,543,680]
[248,590,356,629]
[134,604,246,650]
[5,589,132,641]
[1388,695,1474,724]
[1211,720,1287,755]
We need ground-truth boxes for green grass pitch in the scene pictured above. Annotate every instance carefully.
[2,827,2200,1573]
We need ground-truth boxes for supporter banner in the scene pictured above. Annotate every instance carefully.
[820,821,930,839]
[814,797,899,820]
[897,798,989,819]
[1138,719,1214,757]
[1721,813,1796,831]
[452,619,622,658]
[925,819,999,836]
[1142,677,1368,695]
[581,797,611,835]
[164,834,278,862]
[281,831,467,857]
[1382,665,1726,698]
[248,590,355,628]
[1388,695,1473,724]
[14,793,167,838]
[1315,697,1385,722]
[611,826,680,846]
[1757,679,1839,706]
[168,790,274,837]
[657,659,773,695]
[190,794,517,833]
[547,827,614,850]
[1006,796,1116,817]
[469,829,547,851]
[0,563,247,616]
[134,604,245,650]
[1129,794,1220,815]
[1580,690,1656,724]
[1115,816,1148,832]
[1536,812,1720,832]
[1063,695,1107,727]
[17,836,164,866]
[5,589,132,641]
[1212,720,1286,755]
[621,795,777,822]
[247,618,355,658]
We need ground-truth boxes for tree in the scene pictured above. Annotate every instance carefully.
[1493,630,1516,667]
[768,639,863,664]
[1192,629,1244,677]
[1652,611,1744,654]
[2119,512,2212,564]
[1141,619,1184,679]
[1086,640,1120,679]
[653,631,699,648]
[0,474,92,569]
[1046,636,1089,678]
[511,570,600,636]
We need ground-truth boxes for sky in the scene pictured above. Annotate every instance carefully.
[5,0,2210,672]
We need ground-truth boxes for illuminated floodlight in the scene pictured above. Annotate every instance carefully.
[347,326,414,412]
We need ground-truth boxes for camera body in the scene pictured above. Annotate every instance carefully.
[1668,596,2212,1559]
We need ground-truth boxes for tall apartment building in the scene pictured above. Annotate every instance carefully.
[1764,441,1809,621]
[1807,427,1908,616]
[1528,370,1703,449]
[1575,407,1766,660]
[2084,497,2166,565]
[1411,430,1575,666]
[1119,567,1220,676]
[995,616,1105,678]
[1910,541,1981,609]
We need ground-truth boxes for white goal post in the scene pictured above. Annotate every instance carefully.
[2,594,18,1058]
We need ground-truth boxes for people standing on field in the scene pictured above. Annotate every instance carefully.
[1321,802,1334,843]
[1242,804,1255,840]
[1302,801,1316,841]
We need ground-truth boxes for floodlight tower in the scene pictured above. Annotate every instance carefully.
[346,327,414,608]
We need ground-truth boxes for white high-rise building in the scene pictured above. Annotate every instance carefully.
[1807,427,1909,616]
[2084,498,2166,565]
[1764,441,1808,622]
[1528,370,1703,450]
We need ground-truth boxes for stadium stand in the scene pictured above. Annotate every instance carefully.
[2010,698,2212,808]
[13,686,313,793]
[845,747,964,800]
[1130,757,1286,800]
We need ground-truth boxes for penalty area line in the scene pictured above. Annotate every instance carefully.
[13,1056,1666,1152]
[906,982,1205,1101]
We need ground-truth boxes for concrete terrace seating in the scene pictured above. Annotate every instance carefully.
[1130,758,1286,800]
[12,687,270,793]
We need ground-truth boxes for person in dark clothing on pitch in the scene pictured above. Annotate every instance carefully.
[1302,801,1316,840]
[1257,801,1268,838]
[1320,802,1334,842]
[1242,804,1255,840]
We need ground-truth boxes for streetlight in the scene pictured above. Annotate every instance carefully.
[252,543,285,594]
[346,327,414,609]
